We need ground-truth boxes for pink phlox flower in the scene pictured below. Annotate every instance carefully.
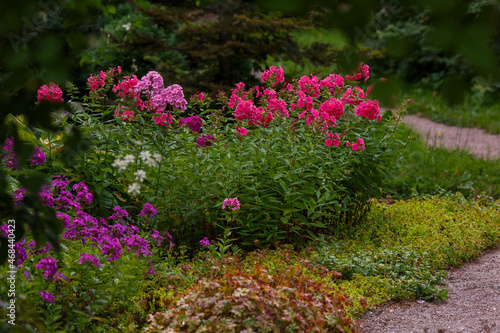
[261,65,285,86]
[346,141,350,148]
[98,236,123,261]
[319,98,344,121]
[13,188,27,206]
[79,253,102,269]
[87,72,106,91]
[340,87,365,105]
[266,98,289,118]
[355,99,380,121]
[222,197,240,211]
[122,234,151,257]
[356,138,366,151]
[108,206,129,222]
[235,126,247,136]
[325,138,333,147]
[151,84,187,112]
[153,112,173,128]
[320,74,345,94]
[298,75,320,97]
[151,229,164,246]
[135,71,164,98]
[37,82,63,103]
[351,143,359,151]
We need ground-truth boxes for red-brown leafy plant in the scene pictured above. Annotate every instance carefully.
[145,264,358,332]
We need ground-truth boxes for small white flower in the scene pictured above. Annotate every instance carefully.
[145,157,157,168]
[140,150,152,162]
[134,169,147,182]
[123,154,135,164]
[122,22,131,31]
[112,157,128,171]
[127,182,141,196]
[134,140,142,146]
[153,153,162,163]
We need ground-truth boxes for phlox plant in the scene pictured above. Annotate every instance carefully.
[0,176,175,331]
[33,63,409,251]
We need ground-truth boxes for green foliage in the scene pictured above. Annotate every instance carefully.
[384,125,500,199]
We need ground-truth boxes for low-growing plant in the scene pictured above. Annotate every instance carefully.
[145,264,358,333]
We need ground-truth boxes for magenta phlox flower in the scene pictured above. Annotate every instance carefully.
[98,236,123,261]
[108,223,127,238]
[153,111,173,128]
[179,115,203,133]
[55,190,78,211]
[12,188,27,206]
[196,134,216,147]
[319,98,344,122]
[122,234,150,257]
[72,182,89,193]
[51,176,69,195]
[199,237,210,247]
[151,229,164,246]
[235,126,247,136]
[29,147,46,166]
[87,71,106,91]
[319,74,345,94]
[79,253,102,269]
[139,203,158,217]
[125,223,140,236]
[222,197,240,211]
[37,82,63,103]
[2,137,19,170]
[149,84,187,112]
[0,225,9,238]
[108,206,129,222]
[40,291,55,304]
[35,257,58,280]
[75,191,93,206]
[56,212,71,229]
[135,71,165,98]
[39,188,55,208]
[14,242,27,266]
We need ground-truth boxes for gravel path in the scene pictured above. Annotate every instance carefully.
[356,245,500,333]
[403,114,500,160]
[356,115,500,332]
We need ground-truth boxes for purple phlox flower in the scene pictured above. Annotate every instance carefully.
[78,253,102,269]
[108,223,127,238]
[179,115,203,133]
[28,240,52,256]
[199,237,210,247]
[39,190,55,208]
[196,134,216,147]
[29,147,46,166]
[108,206,129,222]
[139,203,158,218]
[61,217,90,243]
[148,266,155,275]
[54,272,69,282]
[56,212,71,229]
[40,291,55,304]
[35,257,58,280]
[125,224,140,236]
[22,270,30,280]
[151,229,163,246]
[13,188,28,206]
[135,71,164,98]
[165,232,173,240]
[122,234,151,257]
[75,191,93,206]
[76,211,99,229]
[2,137,19,170]
[72,182,89,193]
[0,224,9,238]
[14,242,27,266]
[222,197,240,211]
[55,190,78,211]
[98,236,123,261]
[51,175,69,194]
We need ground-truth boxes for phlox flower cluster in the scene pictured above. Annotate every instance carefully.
[139,203,158,217]
[199,237,210,246]
[150,229,174,247]
[261,65,285,86]
[111,154,135,171]
[78,253,102,269]
[1,137,47,170]
[114,106,135,122]
[235,126,247,136]
[39,291,55,304]
[222,197,240,211]
[37,82,63,103]
[345,63,370,82]
[34,257,59,280]
[346,138,366,151]
[196,134,216,147]
[87,66,121,92]
[355,100,381,122]
[179,115,203,133]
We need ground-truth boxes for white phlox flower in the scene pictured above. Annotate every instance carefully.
[127,182,141,196]
[140,150,152,162]
[153,153,162,163]
[134,169,147,182]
